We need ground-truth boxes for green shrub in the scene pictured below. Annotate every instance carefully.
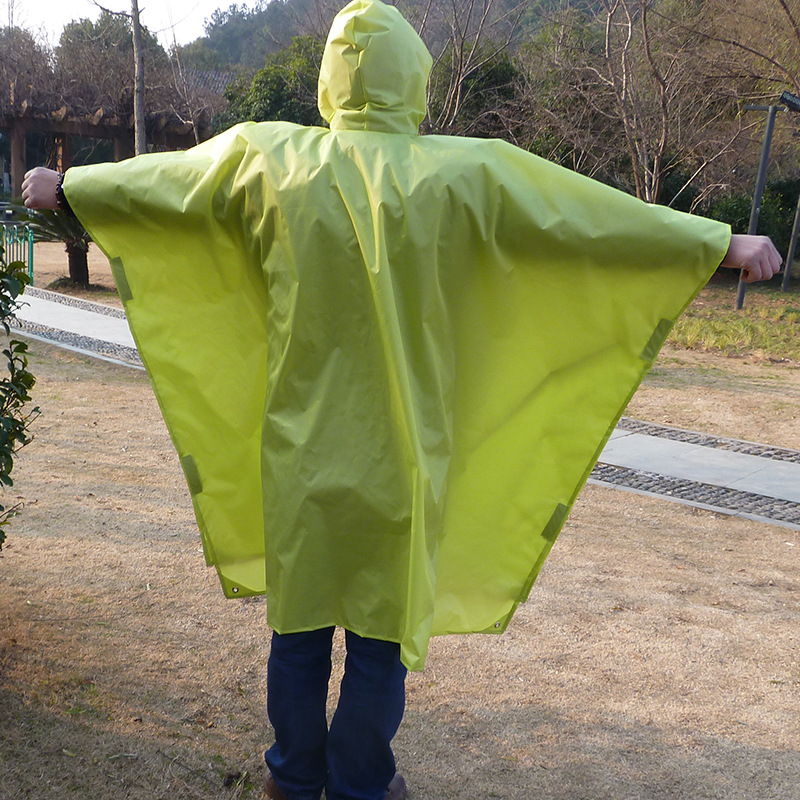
[708,184,794,251]
[0,238,38,548]
[213,36,325,132]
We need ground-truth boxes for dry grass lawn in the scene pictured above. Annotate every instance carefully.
[0,244,798,800]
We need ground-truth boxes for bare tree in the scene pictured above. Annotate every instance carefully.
[290,0,342,41]
[422,0,525,134]
[648,0,800,198]
[513,0,752,206]
[131,0,146,154]
[0,26,55,111]
[510,5,626,179]
[685,0,800,98]
[167,42,229,146]
[91,1,147,153]
[595,0,716,203]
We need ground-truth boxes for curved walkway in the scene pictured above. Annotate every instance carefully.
[11,286,142,369]
[9,287,800,531]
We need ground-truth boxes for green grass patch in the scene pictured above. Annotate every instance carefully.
[669,276,800,362]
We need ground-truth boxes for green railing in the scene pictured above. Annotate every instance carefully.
[0,224,34,281]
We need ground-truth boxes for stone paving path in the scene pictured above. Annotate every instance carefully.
[11,286,142,368]
[10,287,800,531]
[591,423,800,530]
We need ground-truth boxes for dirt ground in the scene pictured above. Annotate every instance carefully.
[0,243,799,800]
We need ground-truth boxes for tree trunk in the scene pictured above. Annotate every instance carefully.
[66,244,89,287]
[132,0,147,156]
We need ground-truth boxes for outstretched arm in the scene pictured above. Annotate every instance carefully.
[22,166,784,287]
[720,234,782,283]
[21,167,60,210]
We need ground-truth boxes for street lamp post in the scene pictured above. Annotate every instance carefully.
[783,193,800,291]
[737,91,800,309]
[779,93,800,293]
[736,104,779,309]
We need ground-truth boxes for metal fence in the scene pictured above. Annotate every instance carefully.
[0,223,34,281]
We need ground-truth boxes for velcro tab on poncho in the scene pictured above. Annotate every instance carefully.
[109,257,133,302]
[641,318,673,363]
[180,454,203,495]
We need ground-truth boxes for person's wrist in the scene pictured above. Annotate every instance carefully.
[55,171,74,216]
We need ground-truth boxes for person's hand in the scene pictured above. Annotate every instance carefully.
[720,234,782,283]
[21,167,61,210]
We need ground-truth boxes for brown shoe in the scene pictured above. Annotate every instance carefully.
[386,773,408,800]
[263,772,289,800]
[264,769,405,799]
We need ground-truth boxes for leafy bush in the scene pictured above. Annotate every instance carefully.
[708,184,795,251]
[213,36,325,132]
[0,238,38,548]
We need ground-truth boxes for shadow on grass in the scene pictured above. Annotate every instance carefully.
[45,277,119,298]
[3,675,799,800]
[398,700,800,800]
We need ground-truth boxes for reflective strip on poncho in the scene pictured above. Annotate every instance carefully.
[63,0,730,670]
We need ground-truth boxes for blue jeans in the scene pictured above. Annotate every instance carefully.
[265,627,407,800]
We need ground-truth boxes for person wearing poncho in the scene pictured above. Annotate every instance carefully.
[23,0,781,798]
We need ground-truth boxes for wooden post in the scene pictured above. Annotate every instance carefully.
[114,133,136,162]
[54,133,72,172]
[9,120,25,198]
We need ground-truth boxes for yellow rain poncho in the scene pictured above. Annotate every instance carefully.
[63,0,730,670]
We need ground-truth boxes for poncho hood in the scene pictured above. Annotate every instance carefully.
[318,0,432,134]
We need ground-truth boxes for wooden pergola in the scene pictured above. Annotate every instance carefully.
[2,103,208,196]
